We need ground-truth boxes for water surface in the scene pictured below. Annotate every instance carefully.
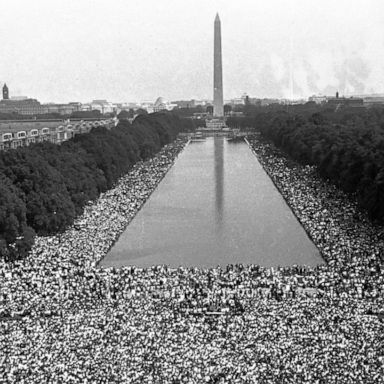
[102,137,322,268]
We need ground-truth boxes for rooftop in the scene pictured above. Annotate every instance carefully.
[0,121,68,133]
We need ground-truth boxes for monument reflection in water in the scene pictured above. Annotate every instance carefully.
[214,137,224,231]
[103,137,322,268]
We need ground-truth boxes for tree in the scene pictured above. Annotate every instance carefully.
[0,112,189,259]
[229,105,384,222]
[117,110,131,120]
[0,174,35,260]
[136,108,148,116]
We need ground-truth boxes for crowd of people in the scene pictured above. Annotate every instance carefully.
[0,135,383,383]
[246,137,384,295]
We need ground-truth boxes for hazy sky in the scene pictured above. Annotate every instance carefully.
[1,0,383,103]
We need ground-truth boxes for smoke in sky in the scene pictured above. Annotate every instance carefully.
[0,0,383,102]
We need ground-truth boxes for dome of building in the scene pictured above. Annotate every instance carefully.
[154,97,167,107]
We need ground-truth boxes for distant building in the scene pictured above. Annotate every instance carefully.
[172,100,197,109]
[152,97,177,112]
[282,98,307,105]
[68,102,82,110]
[0,98,46,115]
[153,97,167,112]
[195,100,209,106]
[0,118,115,151]
[363,97,384,107]
[223,93,249,106]
[172,99,209,107]
[326,92,364,108]
[308,94,327,104]
[139,101,154,113]
[43,103,80,115]
[0,121,74,150]
[0,84,83,115]
[2,83,9,100]
[241,93,248,103]
[80,104,92,112]
[0,98,81,115]
[91,100,115,114]
[10,96,28,101]
[226,96,245,105]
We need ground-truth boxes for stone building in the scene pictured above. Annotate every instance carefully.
[2,83,9,100]
[0,118,115,151]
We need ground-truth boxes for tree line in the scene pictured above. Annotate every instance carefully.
[228,107,384,222]
[0,112,192,260]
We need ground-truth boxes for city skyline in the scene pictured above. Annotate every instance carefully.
[1,0,384,103]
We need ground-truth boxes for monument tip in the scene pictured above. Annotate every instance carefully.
[215,13,220,22]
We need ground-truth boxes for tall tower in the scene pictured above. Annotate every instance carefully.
[2,83,9,100]
[213,13,224,118]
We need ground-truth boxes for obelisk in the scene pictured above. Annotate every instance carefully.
[213,13,224,118]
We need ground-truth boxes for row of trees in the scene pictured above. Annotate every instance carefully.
[228,107,384,222]
[0,112,190,260]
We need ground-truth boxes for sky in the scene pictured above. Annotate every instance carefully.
[0,0,384,103]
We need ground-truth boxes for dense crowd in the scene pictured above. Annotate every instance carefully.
[246,137,384,295]
[0,136,383,383]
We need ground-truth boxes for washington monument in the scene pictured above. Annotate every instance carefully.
[213,13,224,118]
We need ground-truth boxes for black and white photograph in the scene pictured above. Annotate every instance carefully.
[0,0,383,382]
